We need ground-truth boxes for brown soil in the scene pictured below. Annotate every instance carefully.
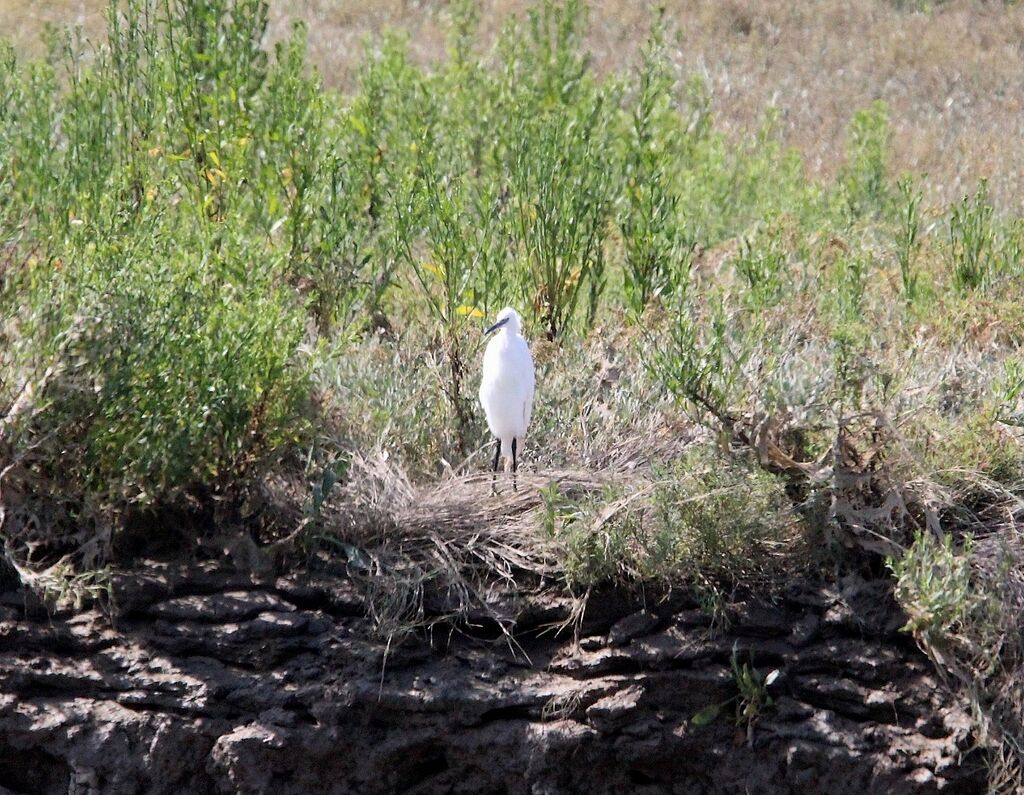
[0,558,983,794]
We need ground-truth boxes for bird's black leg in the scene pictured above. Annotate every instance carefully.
[491,438,501,495]
[512,437,518,493]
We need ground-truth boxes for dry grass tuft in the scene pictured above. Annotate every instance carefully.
[321,452,624,639]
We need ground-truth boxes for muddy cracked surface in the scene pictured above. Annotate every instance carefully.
[0,561,983,794]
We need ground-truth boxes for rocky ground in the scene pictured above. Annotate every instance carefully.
[0,559,984,794]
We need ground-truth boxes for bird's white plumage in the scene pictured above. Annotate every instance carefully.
[479,307,535,462]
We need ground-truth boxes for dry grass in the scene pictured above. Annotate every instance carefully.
[2,0,105,58]
[319,451,623,639]
[6,0,1024,209]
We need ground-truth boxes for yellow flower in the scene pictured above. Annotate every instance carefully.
[205,168,227,186]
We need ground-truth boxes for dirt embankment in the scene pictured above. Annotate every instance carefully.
[0,560,982,794]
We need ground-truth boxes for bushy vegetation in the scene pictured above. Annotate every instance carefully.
[555,451,797,593]
[2,0,1024,784]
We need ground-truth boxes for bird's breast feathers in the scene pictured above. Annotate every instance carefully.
[480,334,535,437]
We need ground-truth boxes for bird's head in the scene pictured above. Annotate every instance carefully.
[484,307,521,336]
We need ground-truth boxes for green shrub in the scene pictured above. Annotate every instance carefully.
[498,0,616,339]
[560,451,796,589]
[11,216,309,508]
[950,180,996,292]
[841,100,892,219]
[890,532,975,641]
[618,15,692,316]
[895,176,924,302]
[1,0,320,525]
[734,228,787,309]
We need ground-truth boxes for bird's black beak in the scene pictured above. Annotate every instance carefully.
[484,317,509,335]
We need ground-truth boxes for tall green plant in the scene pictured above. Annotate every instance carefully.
[506,92,614,340]
[895,177,923,302]
[950,180,995,292]
[619,15,691,317]
[498,2,615,339]
[841,101,892,219]
[393,151,504,451]
[734,230,786,309]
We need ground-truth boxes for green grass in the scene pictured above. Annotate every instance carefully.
[558,451,798,591]
[2,0,1024,784]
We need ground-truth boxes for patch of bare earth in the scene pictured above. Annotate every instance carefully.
[0,556,985,794]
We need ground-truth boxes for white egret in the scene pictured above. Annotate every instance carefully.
[479,307,535,493]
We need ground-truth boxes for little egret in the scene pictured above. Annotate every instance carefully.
[479,307,535,494]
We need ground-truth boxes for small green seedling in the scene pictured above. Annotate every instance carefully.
[691,644,780,747]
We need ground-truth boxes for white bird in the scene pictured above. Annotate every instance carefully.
[479,307,535,493]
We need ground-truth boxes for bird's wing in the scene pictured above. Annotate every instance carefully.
[522,377,533,428]
[520,342,535,429]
